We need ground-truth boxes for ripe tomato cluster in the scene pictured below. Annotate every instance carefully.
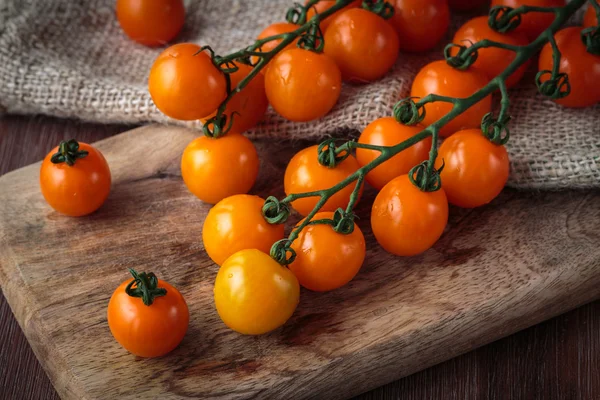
[37,0,599,356]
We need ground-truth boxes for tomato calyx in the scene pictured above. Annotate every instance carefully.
[481,112,511,145]
[125,269,167,306]
[297,21,325,52]
[270,239,297,265]
[488,6,522,34]
[535,70,571,100]
[317,138,352,168]
[50,139,89,167]
[409,160,443,192]
[262,196,291,224]
[362,0,395,19]
[444,42,479,70]
[393,98,426,126]
[581,25,600,56]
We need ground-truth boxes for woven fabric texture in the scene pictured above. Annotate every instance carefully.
[0,0,598,188]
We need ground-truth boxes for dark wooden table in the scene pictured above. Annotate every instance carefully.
[0,114,598,400]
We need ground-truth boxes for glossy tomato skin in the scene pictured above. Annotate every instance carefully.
[448,0,490,11]
[356,117,431,190]
[538,27,600,108]
[214,249,300,335]
[371,175,448,256]
[149,43,227,121]
[40,143,111,217]
[181,133,259,204]
[584,2,599,28]
[289,212,365,292]
[490,0,566,40]
[116,0,185,46]
[201,64,268,133]
[411,60,492,137]
[255,22,299,71]
[107,279,189,357]
[389,0,450,53]
[306,0,362,31]
[284,145,363,216]
[265,48,342,122]
[453,16,530,88]
[324,8,399,82]
[202,195,285,266]
[435,129,509,208]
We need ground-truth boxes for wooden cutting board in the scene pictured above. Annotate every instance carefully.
[0,125,599,400]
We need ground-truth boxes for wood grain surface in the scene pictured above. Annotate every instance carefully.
[0,115,599,400]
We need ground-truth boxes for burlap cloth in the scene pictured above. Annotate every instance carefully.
[0,0,598,188]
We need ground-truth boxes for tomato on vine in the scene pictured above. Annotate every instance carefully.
[265,48,342,122]
[284,144,363,216]
[388,0,450,53]
[181,133,259,204]
[435,129,509,208]
[149,43,227,121]
[201,63,268,133]
[584,2,599,27]
[40,140,111,217]
[203,195,285,266]
[214,249,300,335]
[448,0,489,11]
[538,27,600,108]
[453,16,530,88]
[305,0,361,31]
[323,8,399,82]
[411,60,492,137]
[116,0,185,47]
[255,22,299,70]
[108,269,189,357]
[289,211,366,292]
[356,117,431,190]
[371,174,448,256]
[490,0,566,40]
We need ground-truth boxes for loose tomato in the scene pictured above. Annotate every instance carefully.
[255,22,299,70]
[538,27,600,108]
[323,8,399,82]
[149,43,227,121]
[214,249,300,335]
[388,0,450,53]
[435,129,509,208]
[453,16,530,87]
[201,63,268,133]
[584,2,599,27]
[265,48,342,122]
[410,60,492,137]
[284,144,363,216]
[116,0,185,47]
[448,0,490,11]
[181,133,259,204]
[203,195,285,266]
[306,0,361,31]
[289,212,365,292]
[371,174,448,256]
[490,0,566,40]
[356,117,431,189]
[108,269,189,357]
[40,140,111,217]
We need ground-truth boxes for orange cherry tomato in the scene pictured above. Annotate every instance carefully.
[306,0,361,31]
[490,0,566,40]
[116,0,185,47]
[453,16,530,88]
[40,140,111,217]
[265,48,342,122]
[202,195,285,266]
[201,63,268,133]
[255,22,299,71]
[371,174,448,256]
[181,133,259,204]
[448,0,490,11]
[214,249,300,335]
[584,2,599,28]
[435,129,509,208]
[284,144,363,216]
[149,43,227,121]
[289,212,365,292]
[539,27,600,108]
[323,8,399,82]
[410,60,492,137]
[356,117,431,190]
[388,0,450,53]
[108,269,189,358]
